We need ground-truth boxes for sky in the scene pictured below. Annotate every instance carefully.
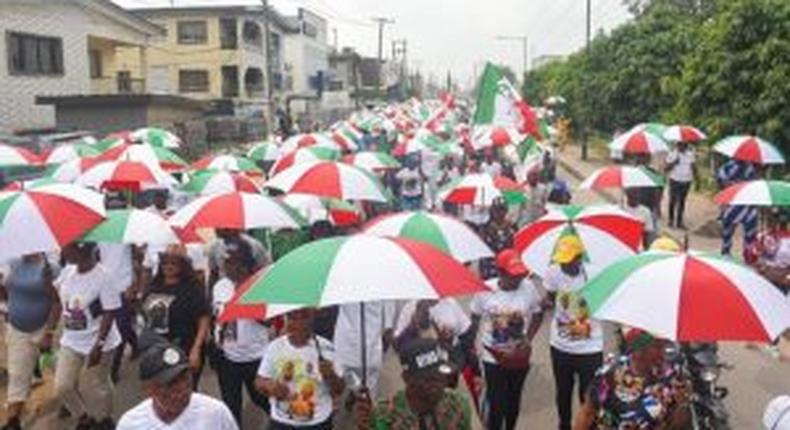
[114,0,634,88]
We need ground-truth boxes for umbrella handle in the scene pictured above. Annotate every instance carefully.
[313,334,324,361]
[360,302,368,388]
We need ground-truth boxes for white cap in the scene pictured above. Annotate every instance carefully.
[764,395,790,430]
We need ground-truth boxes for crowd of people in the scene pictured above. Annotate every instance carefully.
[0,107,788,430]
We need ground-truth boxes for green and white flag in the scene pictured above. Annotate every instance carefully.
[473,63,525,127]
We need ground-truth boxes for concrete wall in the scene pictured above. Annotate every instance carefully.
[54,105,147,135]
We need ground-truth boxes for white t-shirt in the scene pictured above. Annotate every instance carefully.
[98,243,134,293]
[207,234,268,277]
[481,161,502,179]
[55,264,121,354]
[470,279,543,363]
[543,265,603,354]
[396,168,423,197]
[394,298,471,342]
[624,204,655,233]
[116,392,238,430]
[666,149,695,183]
[333,301,396,372]
[258,335,342,427]
[462,205,490,226]
[211,278,269,363]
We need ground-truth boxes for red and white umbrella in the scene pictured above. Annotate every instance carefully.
[0,183,106,260]
[265,161,390,202]
[579,165,664,190]
[0,144,42,166]
[581,250,790,342]
[270,147,339,176]
[182,170,261,196]
[662,125,706,143]
[280,194,362,227]
[96,143,188,172]
[44,143,101,164]
[470,125,524,150]
[330,131,359,152]
[342,151,401,171]
[169,192,305,231]
[514,204,643,278]
[49,158,102,182]
[714,180,790,206]
[76,160,176,190]
[713,135,785,165]
[281,133,342,153]
[438,174,525,206]
[609,130,669,156]
[191,154,263,175]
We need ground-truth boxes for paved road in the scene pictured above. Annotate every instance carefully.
[13,162,790,429]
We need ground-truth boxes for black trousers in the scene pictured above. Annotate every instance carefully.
[270,418,333,430]
[217,355,270,426]
[550,347,602,430]
[668,179,691,226]
[483,362,529,430]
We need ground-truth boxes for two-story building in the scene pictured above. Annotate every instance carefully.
[0,0,165,131]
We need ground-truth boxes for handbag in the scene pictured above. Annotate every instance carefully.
[484,342,532,370]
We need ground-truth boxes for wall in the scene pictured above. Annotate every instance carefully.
[54,105,147,134]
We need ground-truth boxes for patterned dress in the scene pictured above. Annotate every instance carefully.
[372,390,472,430]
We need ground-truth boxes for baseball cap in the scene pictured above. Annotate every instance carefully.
[139,341,189,384]
[764,395,790,430]
[553,235,584,264]
[495,249,529,277]
[622,327,657,353]
[399,338,454,378]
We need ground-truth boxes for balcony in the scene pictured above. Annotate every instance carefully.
[90,76,146,95]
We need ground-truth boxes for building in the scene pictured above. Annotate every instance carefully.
[324,47,361,120]
[0,0,165,131]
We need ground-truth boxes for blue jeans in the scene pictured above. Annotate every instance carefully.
[401,195,423,211]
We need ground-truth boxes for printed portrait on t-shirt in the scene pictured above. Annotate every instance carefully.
[274,358,320,422]
[555,291,592,341]
[63,296,88,331]
[489,308,526,346]
[142,294,175,335]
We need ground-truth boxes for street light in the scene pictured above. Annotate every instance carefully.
[496,35,528,80]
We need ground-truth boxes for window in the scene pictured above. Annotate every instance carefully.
[179,70,209,93]
[177,21,208,45]
[6,31,63,76]
[242,21,262,47]
[221,66,239,97]
[219,18,237,50]
[89,50,102,78]
[328,80,343,91]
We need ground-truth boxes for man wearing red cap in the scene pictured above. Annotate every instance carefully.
[469,249,544,430]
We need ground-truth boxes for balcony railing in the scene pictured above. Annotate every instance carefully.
[90,77,146,95]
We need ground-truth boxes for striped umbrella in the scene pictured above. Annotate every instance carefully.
[609,130,669,156]
[392,129,444,157]
[579,166,664,190]
[191,154,263,175]
[713,135,785,165]
[342,151,401,171]
[44,143,101,164]
[471,125,524,150]
[49,158,102,183]
[265,161,390,202]
[76,160,176,190]
[364,211,493,262]
[282,133,342,153]
[169,192,305,231]
[270,147,340,176]
[0,183,105,261]
[81,209,179,245]
[281,193,362,227]
[131,127,181,148]
[714,180,790,206]
[630,122,668,136]
[330,131,359,152]
[0,144,42,166]
[247,141,280,162]
[580,250,790,342]
[96,130,135,151]
[182,169,261,195]
[514,204,643,278]
[96,144,188,172]
[662,125,707,143]
[438,174,526,206]
[1,177,56,192]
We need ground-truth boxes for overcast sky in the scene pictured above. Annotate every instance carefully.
[114,0,633,87]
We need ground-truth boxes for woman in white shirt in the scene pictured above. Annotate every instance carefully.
[664,142,697,229]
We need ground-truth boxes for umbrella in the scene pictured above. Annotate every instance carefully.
[662,125,707,143]
[182,169,261,195]
[714,180,790,206]
[76,160,176,190]
[580,250,790,342]
[0,144,42,166]
[579,166,664,190]
[169,191,305,231]
[1,177,56,192]
[247,141,281,162]
[265,161,390,202]
[713,135,785,165]
[44,143,101,164]
[281,194,363,227]
[96,130,135,151]
[438,173,526,206]
[609,130,668,156]
[342,151,401,171]
[48,158,102,182]
[514,204,643,278]
[282,133,342,153]
[630,122,668,136]
[391,129,443,157]
[96,143,188,172]
[81,209,179,245]
[364,211,493,262]
[191,154,263,175]
[330,131,359,152]
[131,127,181,148]
[471,125,524,150]
[270,147,340,176]
[0,183,105,261]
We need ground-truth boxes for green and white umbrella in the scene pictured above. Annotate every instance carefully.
[247,141,281,162]
[364,211,493,262]
[270,146,340,176]
[44,143,101,164]
[342,151,401,171]
[182,169,261,195]
[131,127,182,148]
[714,180,790,206]
[81,209,179,245]
[96,143,188,172]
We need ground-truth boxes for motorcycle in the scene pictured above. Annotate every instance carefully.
[681,343,732,430]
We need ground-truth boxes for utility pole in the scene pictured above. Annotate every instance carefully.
[495,35,528,81]
[371,17,395,101]
[262,0,274,137]
[582,0,591,160]
[392,39,407,99]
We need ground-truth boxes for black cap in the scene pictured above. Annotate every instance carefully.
[399,338,454,377]
[139,340,189,384]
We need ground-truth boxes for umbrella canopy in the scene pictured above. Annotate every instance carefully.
[44,143,101,164]
[581,250,790,342]
[609,130,669,156]
[247,141,281,162]
[191,154,263,175]
[0,144,42,166]
[280,194,362,227]
[224,235,489,314]
[81,209,179,245]
[342,151,401,171]
[182,169,261,195]
[630,122,668,136]
[514,204,643,278]
[96,143,188,172]
[662,125,706,143]
[438,173,525,206]
[270,147,340,176]
[76,160,176,190]
[471,125,524,150]
[49,158,102,183]
[364,211,493,262]
[714,180,790,206]
[131,127,181,148]
[0,183,105,261]
[713,135,785,165]
[282,133,342,153]
[579,166,664,190]
[330,131,359,152]
[265,161,390,202]
[169,192,305,231]
[1,177,56,192]
[392,129,444,157]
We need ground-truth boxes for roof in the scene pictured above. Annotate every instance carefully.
[80,0,166,36]
[36,94,207,110]
[128,4,298,32]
